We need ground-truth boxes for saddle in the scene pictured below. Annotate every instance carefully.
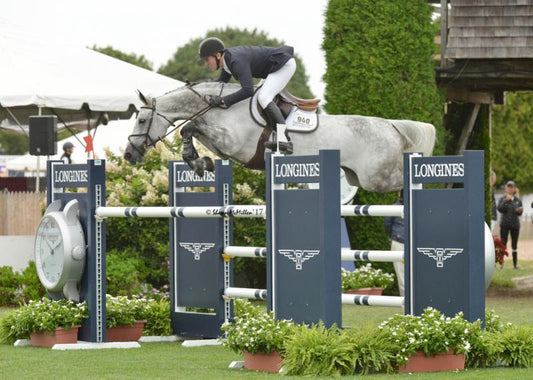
[250,87,321,132]
[245,88,321,171]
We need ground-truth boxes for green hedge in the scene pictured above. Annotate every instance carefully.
[323,0,443,252]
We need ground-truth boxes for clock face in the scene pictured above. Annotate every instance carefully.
[35,216,64,286]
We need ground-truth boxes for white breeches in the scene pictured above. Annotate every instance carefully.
[257,58,297,108]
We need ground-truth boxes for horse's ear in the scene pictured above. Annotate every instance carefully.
[137,89,149,105]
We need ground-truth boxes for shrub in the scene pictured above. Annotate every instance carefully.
[0,266,19,306]
[106,250,148,296]
[346,327,397,375]
[143,298,172,336]
[499,325,533,367]
[17,262,47,303]
[283,323,355,376]
[0,263,45,306]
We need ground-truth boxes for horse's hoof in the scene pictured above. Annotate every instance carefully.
[203,157,215,172]
[194,160,205,178]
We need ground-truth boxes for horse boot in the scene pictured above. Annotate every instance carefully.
[181,135,207,176]
[181,135,199,161]
[263,102,293,154]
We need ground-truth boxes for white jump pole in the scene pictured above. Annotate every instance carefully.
[341,205,403,217]
[224,287,267,300]
[342,294,404,307]
[341,249,404,263]
[95,205,266,219]
[224,246,267,258]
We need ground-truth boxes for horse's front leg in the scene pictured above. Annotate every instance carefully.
[181,125,214,177]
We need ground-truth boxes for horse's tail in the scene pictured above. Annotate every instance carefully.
[389,120,436,157]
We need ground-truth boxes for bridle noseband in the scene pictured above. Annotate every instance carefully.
[127,84,223,155]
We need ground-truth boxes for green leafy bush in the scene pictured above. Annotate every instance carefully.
[0,266,19,306]
[323,0,444,250]
[283,323,356,376]
[142,298,172,336]
[499,325,533,367]
[106,250,148,296]
[0,298,87,343]
[0,263,46,306]
[341,265,395,292]
[221,299,294,355]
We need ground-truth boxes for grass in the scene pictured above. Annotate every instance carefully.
[489,260,533,288]
[2,265,533,378]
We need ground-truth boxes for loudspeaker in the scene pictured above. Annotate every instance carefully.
[29,116,57,155]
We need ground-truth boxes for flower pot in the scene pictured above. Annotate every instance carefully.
[399,349,465,373]
[243,350,282,373]
[106,320,146,342]
[30,326,80,347]
[346,287,383,295]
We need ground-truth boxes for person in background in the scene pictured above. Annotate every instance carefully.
[384,190,404,296]
[497,180,523,269]
[61,142,74,164]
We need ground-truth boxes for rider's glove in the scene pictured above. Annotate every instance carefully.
[207,95,227,108]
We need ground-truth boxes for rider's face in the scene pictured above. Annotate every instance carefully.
[204,55,218,71]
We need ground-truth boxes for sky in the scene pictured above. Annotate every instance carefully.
[4,0,329,100]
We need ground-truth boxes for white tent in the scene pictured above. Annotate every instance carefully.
[0,19,183,129]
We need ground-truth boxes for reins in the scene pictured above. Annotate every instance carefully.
[127,83,224,154]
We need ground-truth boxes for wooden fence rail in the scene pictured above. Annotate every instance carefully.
[0,191,45,235]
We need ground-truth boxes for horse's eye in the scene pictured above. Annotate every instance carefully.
[139,118,146,124]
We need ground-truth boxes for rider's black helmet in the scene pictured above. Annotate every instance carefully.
[198,37,225,59]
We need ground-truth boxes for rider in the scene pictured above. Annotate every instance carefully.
[198,37,296,152]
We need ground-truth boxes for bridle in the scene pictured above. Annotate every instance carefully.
[127,83,223,155]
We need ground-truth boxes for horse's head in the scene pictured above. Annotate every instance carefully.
[124,90,173,163]
[124,84,224,164]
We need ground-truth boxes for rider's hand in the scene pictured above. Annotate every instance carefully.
[207,95,227,108]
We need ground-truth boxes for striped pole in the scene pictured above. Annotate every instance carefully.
[342,294,404,307]
[341,249,404,263]
[95,205,266,219]
[341,205,403,217]
[224,246,267,258]
[224,287,267,300]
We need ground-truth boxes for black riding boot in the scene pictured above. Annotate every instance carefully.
[263,102,293,154]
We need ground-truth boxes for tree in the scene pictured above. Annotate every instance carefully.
[91,45,153,70]
[322,0,443,257]
[0,131,28,154]
[158,27,313,98]
[492,91,533,192]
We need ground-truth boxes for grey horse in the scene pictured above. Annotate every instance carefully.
[124,82,435,193]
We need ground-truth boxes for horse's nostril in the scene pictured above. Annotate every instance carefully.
[124,152,132,160]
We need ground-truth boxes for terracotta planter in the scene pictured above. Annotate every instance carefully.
[30,325,80,347]
[243,350,283,372]
[345,287,383,295]
[399,349,465,373]
[106,320,146,342]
